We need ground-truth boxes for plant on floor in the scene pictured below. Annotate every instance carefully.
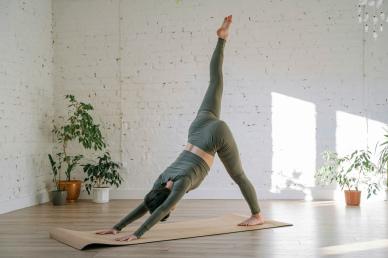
[315,150,380,205]
[48,153,67,205]
[51,94,106,201]
[48,153,63,190]
[376,127,388,199]
[82,151,123,203]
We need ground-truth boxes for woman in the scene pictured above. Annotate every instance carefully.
[97,15,265,242]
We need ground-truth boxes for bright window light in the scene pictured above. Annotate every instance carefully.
[271,92,316,198]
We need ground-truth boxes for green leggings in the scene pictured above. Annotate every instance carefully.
[113,38,260,238]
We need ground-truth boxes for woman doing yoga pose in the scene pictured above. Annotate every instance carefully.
[97,15,265,241]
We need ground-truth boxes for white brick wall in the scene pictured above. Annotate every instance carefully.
[2,0,388,213]
[0,0,54,213]
[52,0,388,202]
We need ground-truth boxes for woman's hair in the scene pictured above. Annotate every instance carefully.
[144,185,171,222]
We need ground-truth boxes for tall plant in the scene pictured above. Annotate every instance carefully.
[51,94,106,180]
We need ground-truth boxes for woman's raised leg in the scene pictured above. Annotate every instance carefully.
[197,15,232,118]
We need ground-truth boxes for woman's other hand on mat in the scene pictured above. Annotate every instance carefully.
[114,234,138,242]
[95,228,119,235]
[237,213,265,226]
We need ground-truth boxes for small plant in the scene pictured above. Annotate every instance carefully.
[48,153,64,191]
[316,150,380,199]
[82,152,123,195]
[377,128,388,189]
[52,94,106,180]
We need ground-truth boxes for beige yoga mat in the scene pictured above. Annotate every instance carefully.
[49,213,292,250]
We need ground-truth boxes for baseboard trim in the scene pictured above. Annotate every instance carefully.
[79,188,338,200]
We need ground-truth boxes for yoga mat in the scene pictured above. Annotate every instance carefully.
[49,213,292,250]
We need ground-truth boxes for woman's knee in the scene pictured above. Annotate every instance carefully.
[231,172,248,185]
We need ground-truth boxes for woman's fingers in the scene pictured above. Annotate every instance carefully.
[96,229,117,235]
[115,235,130,241]
[114,234,138,241]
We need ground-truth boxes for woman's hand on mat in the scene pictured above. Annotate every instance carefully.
[95,228,119,235]
[114,234,138,242]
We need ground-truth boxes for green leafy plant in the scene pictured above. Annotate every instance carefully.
[51,94,106,180]
[377,128,388,188]
[48,153,64,191]
[82,152,123,195]
[315,150,380,198]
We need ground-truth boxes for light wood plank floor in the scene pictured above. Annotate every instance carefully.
[0,199,387,258]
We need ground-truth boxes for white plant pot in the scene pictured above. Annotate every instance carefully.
[92,187,110,203]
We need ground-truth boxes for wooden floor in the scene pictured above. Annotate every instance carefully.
[0,199,387,258]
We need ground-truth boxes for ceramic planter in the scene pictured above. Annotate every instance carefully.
[51,190,67,206]
[344,190,361,206]
[92,187,110,203]
[58,180,82,202]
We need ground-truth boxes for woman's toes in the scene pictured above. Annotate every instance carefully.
[222,16,229,28]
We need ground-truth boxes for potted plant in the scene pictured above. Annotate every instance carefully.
[377,128,388,201]
[51,94,106,202]
[315,150,380,206]
[48,153,67,205]
[82,152,123,203]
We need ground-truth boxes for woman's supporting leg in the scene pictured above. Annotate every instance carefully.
[197,37,226,118]
[216,121,261,215]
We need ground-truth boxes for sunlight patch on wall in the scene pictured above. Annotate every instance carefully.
[366,117,387,160]
[271,92,316,199]
[335,112,386,157]
[335,111,368,156]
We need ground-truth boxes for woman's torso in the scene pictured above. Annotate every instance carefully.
[157,111,224,192]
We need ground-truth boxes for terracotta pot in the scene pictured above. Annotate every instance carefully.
[58,180,82,202]
[344,190,361,206]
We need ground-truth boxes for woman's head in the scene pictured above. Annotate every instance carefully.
[144,184,172,222]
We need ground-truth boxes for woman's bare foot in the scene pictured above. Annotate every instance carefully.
[217,15,232,40]
[237,213,265,226]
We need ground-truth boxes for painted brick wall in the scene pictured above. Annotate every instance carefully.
[0,0,54,214]
[52,0,388,202]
